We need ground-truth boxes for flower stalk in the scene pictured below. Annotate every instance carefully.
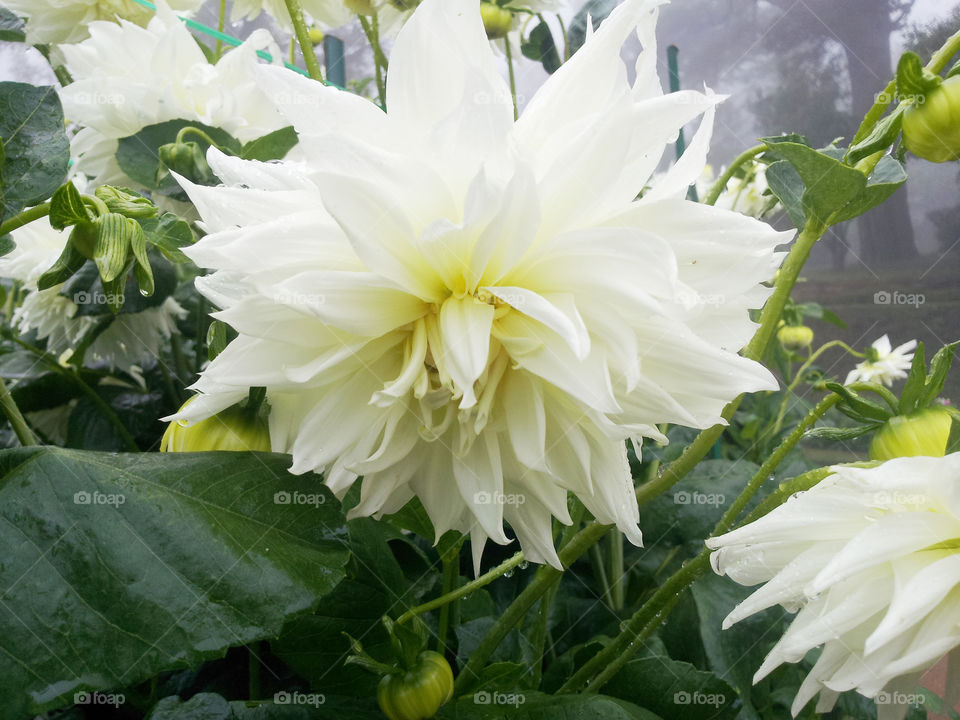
[284,0,324,82]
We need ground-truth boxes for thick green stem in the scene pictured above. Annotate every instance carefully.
[504,37,518,121]
[284,0,324,82]
[703,146,764,206]
[0,202,51,236]
[0,377,35,446]
[397,550,525,626]
[608,532,625,611]
[435,543,461,654]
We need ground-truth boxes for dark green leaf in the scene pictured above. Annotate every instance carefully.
[899,341,928,415]
[115,119,240,199]
[467,662,528,693]
[241,126,299,161]
[37,232,87,290]
[763,160,805,230]
[436,692,663,720]
[918,342,960,409]
[62,251,176,316]
[49,180,90,230]
[845,107,904,165]
[0,349,84,412]
[521,21,562,75]
[0,447,350,719]
[140,211,197,263]
[824,382,893,422]
[0,82,70,221]
[0,8,25,42]
[0,234,13,257]
[829,155,907,224]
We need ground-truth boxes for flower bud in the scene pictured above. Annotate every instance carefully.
[157,141,214,185]
[480,3,512,39]
[777,325,814,352]
[344,0,376,14]
[94,186,158,219]
[308,27,325,43]
[161,399,272,453]
[902,75,960,163]
[869,405,953,461]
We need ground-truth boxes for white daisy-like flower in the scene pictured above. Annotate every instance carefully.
[1,0,202,45]
[171,0,787,569]
[58,1,291,188]
[1,218,184,378]
[845,335,917,387]
[707,454,960,720]
[693,162,776,219]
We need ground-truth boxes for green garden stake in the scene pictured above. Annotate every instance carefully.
[667,44,699,203]
[324,35,346,90]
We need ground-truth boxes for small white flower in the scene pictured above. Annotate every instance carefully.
[172,0,787,570]
[708,455,960,718]
[694,162,776,219]
[58,1,291,188]
[2,0,202,45]
[845,335,917,387]
[0,219,184,378]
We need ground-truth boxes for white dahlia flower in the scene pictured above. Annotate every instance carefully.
[1,219,184,378]
[172,0,787,569]
[58,1,290,188]
[707,455,960,720]
[845,335,917,387]
[1,0,201,45]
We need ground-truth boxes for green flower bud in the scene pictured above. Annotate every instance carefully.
[94,186,158,219]
[157,140,214,185]
[376,651,454,720]
[902,75,960,163]
[869,405,953,461]
[480,2,512,39]
[344,0,376,15]
[161,399,272,453]
[777,324,814,352]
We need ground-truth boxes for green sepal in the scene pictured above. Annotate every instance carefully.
[93,212,133,283]
[94,185,157,219]
[207,320,228,361]
[918,342,959,410]
[845,107,904,165]
[898,342,927,415]
[49,180,91,230]
[804,424,881,441]
[101,271,129,315]
[896,51,942,101]
[37,236,86,290]
[128,221,154,297]
[825,382,893,422]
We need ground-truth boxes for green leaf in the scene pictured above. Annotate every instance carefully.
[0,234,13,257]
[140,211,197,263]
[567,0,619,56]
[896,51,941,100]
[241,126,299,161]
[0,8,25,42]
[899,341,928,415]
[946,412,960,455]
[824,382,893,422]
[829,155,907,224]
[521,21,562,75]
[467,661,529,693]
[0,349,85,413]
[49,180,90,230]
[760,140,866,226]
[0,83,70,222]
[62,251,176,316]
[602,636,739,720]
[845,107,904,165]
[115,119,241,199]
[150,694,385,720]
[36,233,87,290]
[437,692,663,720]
[0,447,350,719]
[918,341,960,410]
[763,160,805,229]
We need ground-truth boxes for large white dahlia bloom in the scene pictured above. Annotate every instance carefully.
[1,0,202,45]
[173,0,787,569]
[58,1,290,188]
[707,455,960,719]
[0,219,184,378]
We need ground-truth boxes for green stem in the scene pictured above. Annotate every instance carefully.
[589,543,613,607]
[0,202,51,236]
[175,127,233,155]
[283,0,324,82]
[772,340,862,434]
[608,532,625,611]
[215,0,226,62]
[849,381,900,412]
[703,146,764,206]
[435,542,461,654]
[504,36,518,121]
[359,15,387,108]
[0,377,35,446]
[396,550,525,625]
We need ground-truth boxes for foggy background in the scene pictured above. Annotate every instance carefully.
[2,0,959,396]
